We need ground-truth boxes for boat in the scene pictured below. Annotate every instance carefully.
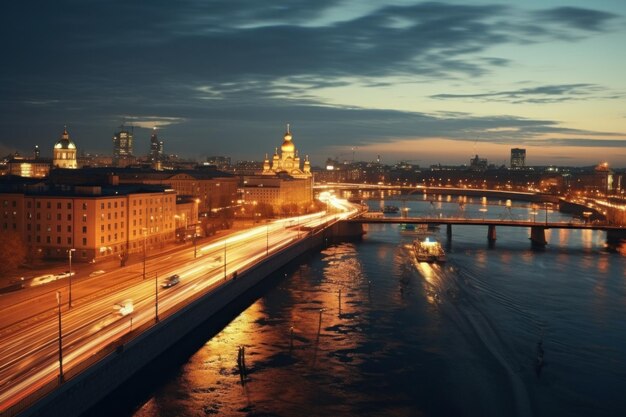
[413,237,446,263]
[399,223,430,235]
[383,205,399,214]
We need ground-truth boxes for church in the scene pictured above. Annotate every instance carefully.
[243,125,314,214]
[261,124,311,178]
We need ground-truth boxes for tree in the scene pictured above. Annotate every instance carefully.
[0,231,27,277]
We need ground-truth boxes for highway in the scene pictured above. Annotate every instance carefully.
[0,199,358,412]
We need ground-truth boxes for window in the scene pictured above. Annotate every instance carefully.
[36,202,40,209]
[46,236,51,243]
[107,213,111,220]
[27,224,31,231]
[36,224,41,231]
[27,201,32,209]
[108,202,111,209]
[114,202,117,208]
[101,203,104,210]
[82,226,87,233]
[83,214,87,222]
[82,238,87,246]
[36,236,41,243]
[47,202,51,209]
[108,224,111,231]
[67,214,71,221]
[114,233,118,240]
[57,202,61,209]
[100,236,104,243]
[67,225,71,232]
[67,237,71,244]
[67,202,71,210]
[57,213,61,221]
[46,213,51,220]
[57,225,61,232]
[83,203,87,210]
[57,236,61,244]
[36,213,41,220]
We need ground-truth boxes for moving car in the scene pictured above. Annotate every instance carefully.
[55,271,75,279]
[114,300,134,316]
[161,274,180,288]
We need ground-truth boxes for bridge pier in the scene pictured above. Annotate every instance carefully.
[487,225,496,248]
[446,224,452,240]
[606,229,626,252]
[530,226,547,249]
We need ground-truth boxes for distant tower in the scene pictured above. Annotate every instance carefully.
[113,125,134,166]
[34,145,40,159]
[149,127,164,169]
[52,126,78,169]
[510,148,526,169]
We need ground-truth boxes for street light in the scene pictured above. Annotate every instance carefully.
[68,248,75,309]
[56,291,64,383]
[142,228,147,280]
[155,272,159,323]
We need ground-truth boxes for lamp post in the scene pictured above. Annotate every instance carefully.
[56,291,64,383]
[142,228,147,280]
[68,248,75,309]
[155,272,159,322]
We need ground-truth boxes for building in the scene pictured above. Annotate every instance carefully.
[7,149,52,178]
[52,127,78,169]
[244,125,314,213]
[149,127,164,169]
[0,180,177,262]
[261,125,311,178]
[48,166,238,215]
[242,174,314,213]
[469,154,488,172]
[113,126,134,167]
[511,148,526,169]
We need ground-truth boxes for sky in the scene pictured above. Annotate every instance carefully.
[1,0,626,167]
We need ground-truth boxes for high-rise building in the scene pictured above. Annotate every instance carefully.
[511,148,526,169]
[52,127,78,169]
[149,127,164,169]
[113,126,134,166]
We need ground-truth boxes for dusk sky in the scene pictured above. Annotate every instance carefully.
[1,0,625,167]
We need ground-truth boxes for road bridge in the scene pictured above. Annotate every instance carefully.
[346,216,626,249]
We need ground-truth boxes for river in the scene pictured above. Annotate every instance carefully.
[93,194,626,417]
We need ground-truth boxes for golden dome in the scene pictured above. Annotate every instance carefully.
[54,126,76,149]
[281,125,294,153]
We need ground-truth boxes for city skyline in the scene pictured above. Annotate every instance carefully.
[2,0,626,166]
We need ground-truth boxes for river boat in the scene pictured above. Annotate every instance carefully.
[399,223,430,235]
[413,237,446,263]
[383,205,400,214]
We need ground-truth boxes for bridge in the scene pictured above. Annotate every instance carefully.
[346,216,626,248]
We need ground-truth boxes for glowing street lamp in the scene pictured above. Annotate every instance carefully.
[68,248,75,308]
[56,291,64,383]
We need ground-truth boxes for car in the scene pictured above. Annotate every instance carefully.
[55,271,76,279]
[114,300,134,316]
[30,274,56,286]
[161,274,180,288]
[89,270,106,277]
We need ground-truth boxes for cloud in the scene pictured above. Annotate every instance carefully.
[0,1,623,163]
[534,7,619,32]
[430,83,622,104]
